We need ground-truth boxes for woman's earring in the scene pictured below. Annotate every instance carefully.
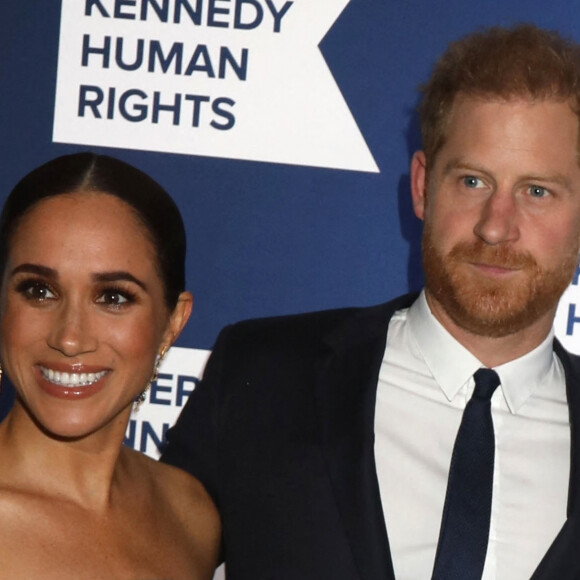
[134,347,168,409]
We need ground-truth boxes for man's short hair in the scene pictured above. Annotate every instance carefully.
[419,24,580,165]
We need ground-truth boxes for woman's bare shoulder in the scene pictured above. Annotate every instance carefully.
[128,448,213,500]
[124,447,220,540]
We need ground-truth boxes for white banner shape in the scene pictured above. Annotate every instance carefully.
[53,0,379,172]
[554,267,580,355]
[125,346,210,459]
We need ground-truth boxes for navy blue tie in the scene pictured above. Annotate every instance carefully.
[431,368,500,580]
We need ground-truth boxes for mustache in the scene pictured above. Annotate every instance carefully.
[447,240,538,270]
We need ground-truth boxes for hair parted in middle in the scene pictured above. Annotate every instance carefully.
[0,153,187,310]
[418,23,580,167]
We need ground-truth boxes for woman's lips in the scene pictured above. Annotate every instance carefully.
[39,366,108,387]
[36,365,111,399]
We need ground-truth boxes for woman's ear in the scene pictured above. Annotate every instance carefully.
[161,291,194,351]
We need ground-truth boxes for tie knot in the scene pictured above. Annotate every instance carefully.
[473,368,500,401]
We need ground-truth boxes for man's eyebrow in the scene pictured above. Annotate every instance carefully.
[10,263,57,278]
[520,173,574,191]
[92,271,147,291]
[442,158,487,176]
[443,159,574,190]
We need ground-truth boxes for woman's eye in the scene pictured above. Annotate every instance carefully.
[529,185,548,198]
[96,290,135,308]
[462,176,484,189]
[20,283,56,302]
[97,292,128,306]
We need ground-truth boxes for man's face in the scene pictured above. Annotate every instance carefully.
[411,96,580,338]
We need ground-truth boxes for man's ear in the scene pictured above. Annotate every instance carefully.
[161,291,194,351]
[410,150,428,221]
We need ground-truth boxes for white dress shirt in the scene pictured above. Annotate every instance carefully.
[374,291,570,579]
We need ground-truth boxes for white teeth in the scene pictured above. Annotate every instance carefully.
[40,367,107,387]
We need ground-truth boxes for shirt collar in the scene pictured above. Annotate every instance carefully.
[407,290,556,414]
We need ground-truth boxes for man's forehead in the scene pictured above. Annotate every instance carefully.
[427,92,580,166]
[448,92,576,118]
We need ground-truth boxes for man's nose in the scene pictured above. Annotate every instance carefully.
[473,189,520,245]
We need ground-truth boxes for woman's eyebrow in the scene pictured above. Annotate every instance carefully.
[10,263,57,278]
[10,264,148,291]
[92,271,148,291]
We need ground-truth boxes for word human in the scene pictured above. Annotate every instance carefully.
[82,35,248,79]
[85,0,294,33]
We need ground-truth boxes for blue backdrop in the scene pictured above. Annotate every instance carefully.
[3,1,580,423]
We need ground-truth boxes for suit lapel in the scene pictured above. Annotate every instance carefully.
[313,294,418,580]
[530,339,580,579]
[314,300,580,579]
[313,296,580,578]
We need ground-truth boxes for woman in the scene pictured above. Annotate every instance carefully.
[0,153,220,578]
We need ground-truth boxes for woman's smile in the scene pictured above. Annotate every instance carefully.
[38,366,109,387]
[35,364,111,400]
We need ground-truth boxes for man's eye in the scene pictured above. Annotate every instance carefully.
[529,185,548,198]
[463,176,484,189]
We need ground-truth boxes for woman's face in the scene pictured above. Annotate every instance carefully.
[0,192,190,439]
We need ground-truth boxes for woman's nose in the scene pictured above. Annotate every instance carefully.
[46,300,98,356]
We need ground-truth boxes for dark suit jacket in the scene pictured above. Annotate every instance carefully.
[162,294,580,579]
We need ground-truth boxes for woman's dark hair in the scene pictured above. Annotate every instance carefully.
[0,152,186,309]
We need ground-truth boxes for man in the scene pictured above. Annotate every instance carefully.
[163,24,580,579]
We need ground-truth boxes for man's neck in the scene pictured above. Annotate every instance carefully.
[424,291,556,367]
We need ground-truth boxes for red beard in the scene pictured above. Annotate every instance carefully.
[422,223,578,337]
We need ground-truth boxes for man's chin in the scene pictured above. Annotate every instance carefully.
[421,228,579,339]
[433,276,559,338]
[446,295,539,338]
